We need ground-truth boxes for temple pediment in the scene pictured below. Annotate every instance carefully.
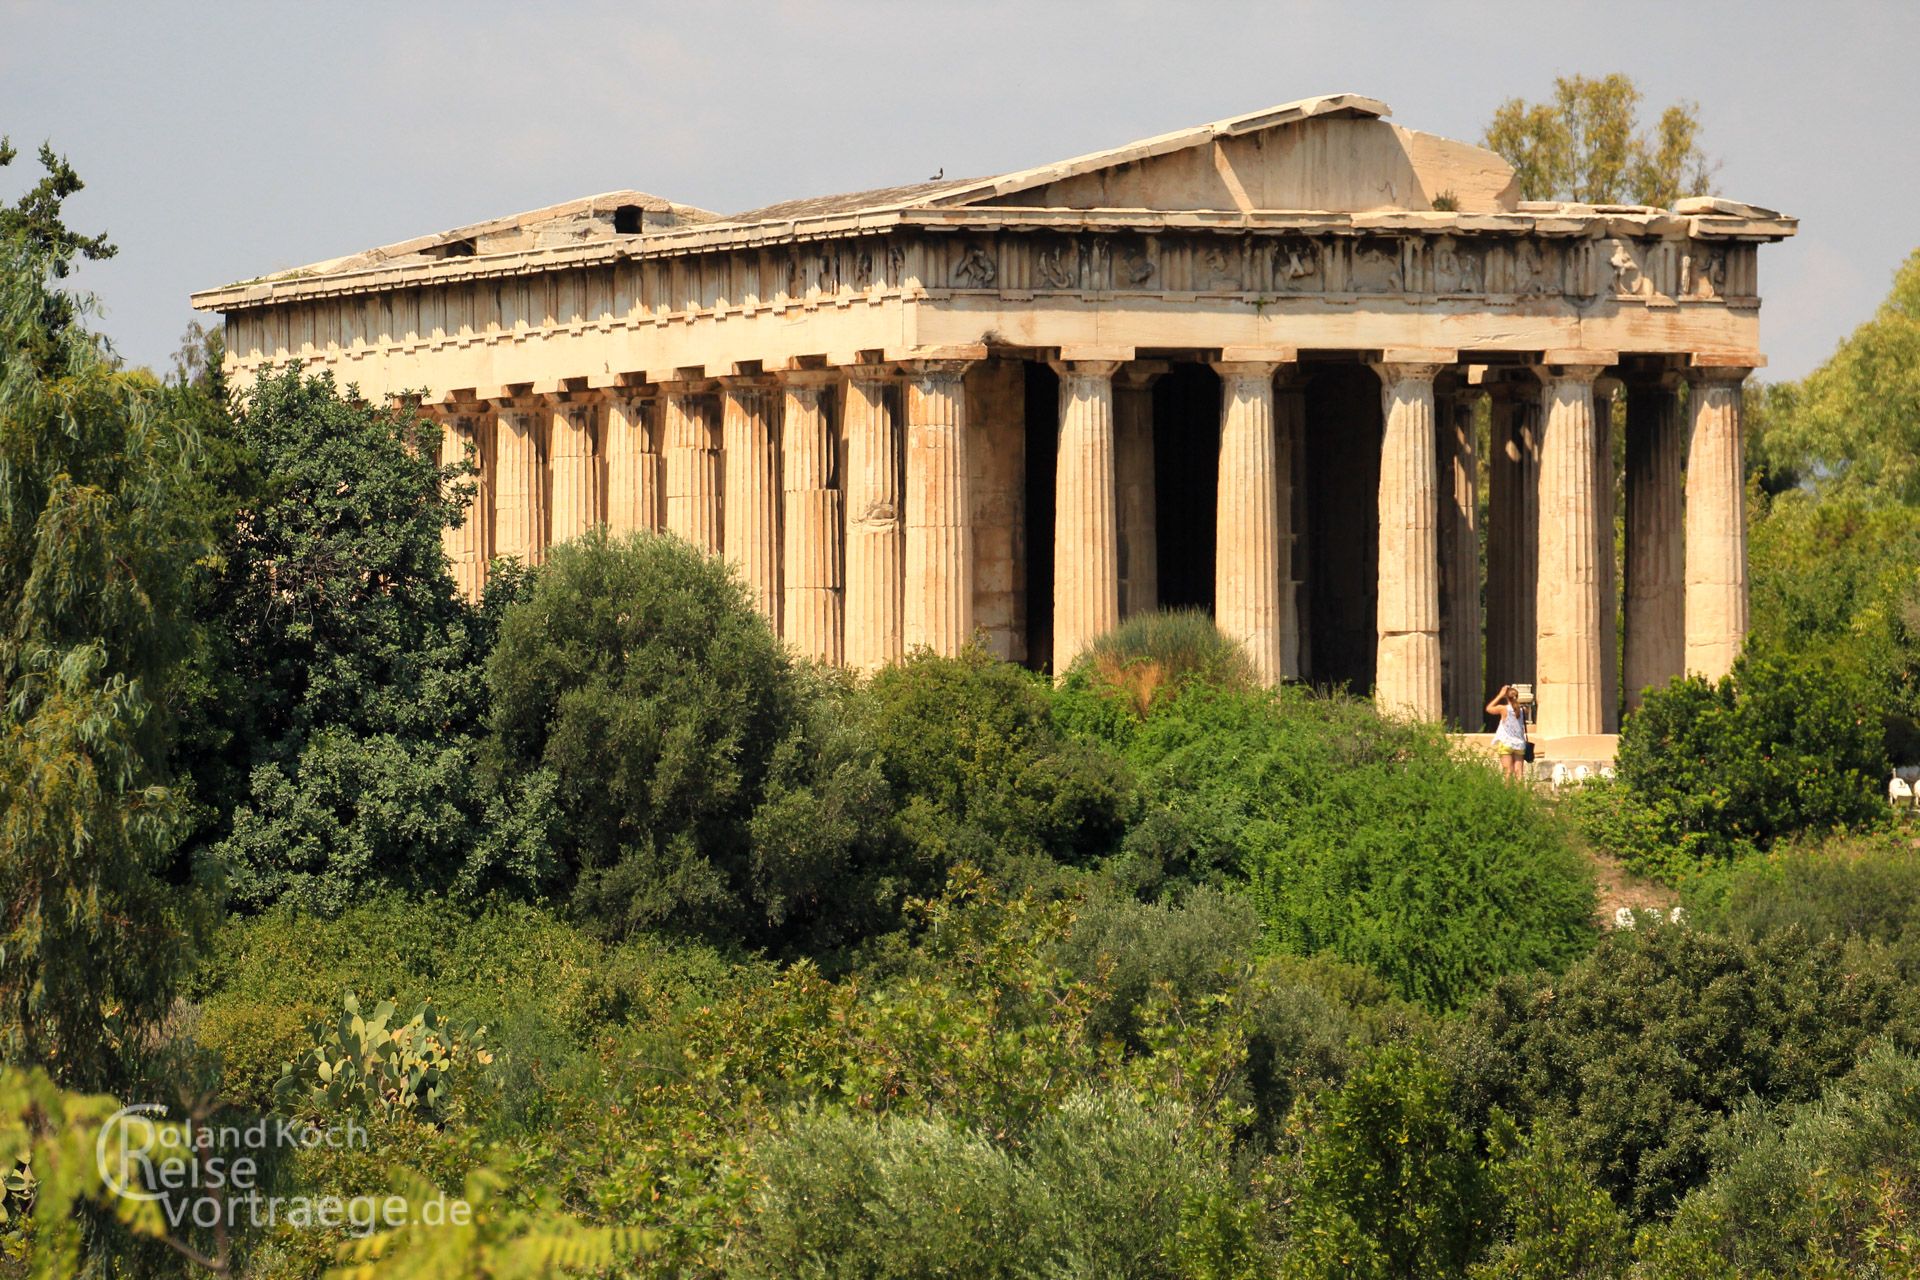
[915,94,1520,216]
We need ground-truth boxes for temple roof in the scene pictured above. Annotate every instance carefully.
[194,92,1794,311]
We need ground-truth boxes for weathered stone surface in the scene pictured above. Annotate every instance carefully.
[1436,387,1479,729]
[1535,366,1607,738]
[903,361,974,657]
[1051,360,1120,673]
[494,403,547,567]
[1374,362,1443,721]
[1685,366,1751,680]
[605,393,662,536]
[722,377,781,626]
[782,372,842,665]
[549,399,602,546]
[1215,361,1284,685]
[1115,364,1163,621]
[438,409,491,598]
[664,386,721,555]
[1485,378,1539,704]
[843,367,902,672]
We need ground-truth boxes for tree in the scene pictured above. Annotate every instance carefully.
[0,238,209,1088]
[1484,74,1714,206]
[0,137,114,275]
[1762,249,1920,503]
[187,365,554,911]
[485,530,802,939]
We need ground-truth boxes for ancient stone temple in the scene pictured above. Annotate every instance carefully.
[191,93,1794,737]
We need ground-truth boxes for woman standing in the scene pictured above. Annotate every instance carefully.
[1487,684,1530,782]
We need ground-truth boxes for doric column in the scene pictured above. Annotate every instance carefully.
[1436,384,1480,730]
[1623,372,1685,707]
[782,371,842,664]
[1115,363,1164,620]
[1284,374,1312,680]
[721,376,781,626]
[843,366,903,671]
[1594,381,1620,731]
[1372,361,1445,721]
[605,391,663,536]
[549,397,602,545]
[1535,364,1609,738]
[1484,377,1539,704]
[663,381,722,555]
[902,359,976,655]
[438,407,491,599]
[493,398,548,566]
[1684,364,1752,681]
[1051,359,1121,672]
[1213,359,1285,685]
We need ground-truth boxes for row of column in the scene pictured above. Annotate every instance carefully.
[437,362,981,669]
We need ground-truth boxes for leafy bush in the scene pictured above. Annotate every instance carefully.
[735,1092,1241,1280]
[1252,749,1594,1011]
[1639,1044,1920,1278]
[1453,921,1918,1222]
[1279,1044,1493,1280]
[275,994,489,1123]
[486,529,801,939]
[1073,608,1255,716]
[1686,833,1920,966]
[1597,652,1889,880]
[859,648,1137,878]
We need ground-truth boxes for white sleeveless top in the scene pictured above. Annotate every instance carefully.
[1495,704,1528,749]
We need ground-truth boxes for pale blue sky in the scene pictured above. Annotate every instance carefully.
[3,0,1912,381]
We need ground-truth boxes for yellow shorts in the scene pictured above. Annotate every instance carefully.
[1496,742,1527,758]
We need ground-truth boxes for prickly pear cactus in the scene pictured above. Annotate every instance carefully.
[274,993,490,1122]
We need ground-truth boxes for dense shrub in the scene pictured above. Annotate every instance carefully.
[1072,608,1255,715]
[1453,921,1918,1222]
[859,648,1137,877]
[1687,833,1920,965]
[1639,1044,1920,1278]
[1596,652,1888,880]
[735,1093,1244,1280]
[486,529,802,938]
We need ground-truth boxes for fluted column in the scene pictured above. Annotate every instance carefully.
[1051,360,1121,672]
[903,360,975,655]
[549,397,602,545]
[493,399,548,566]
[721,376,781,626]
[782,371,842,664]
[1213,361,1284,685]
[438,409,491,599]
[1685,365,1752,681]
[1594,381,1620,731]
[664,383,722,555]
[1284,375,1312,680]
[1624,373,1685,707]
[1436,386,1480,729]
[1485,378,1539,703]
[1115,363,1163,620]
[606,392,663,535]
[843,366,903,671]
[1535,365,1608,738]
[1372,362,1444,721]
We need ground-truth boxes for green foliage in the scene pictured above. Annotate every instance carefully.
[1468,1122,1630,1280]
[1072,608,1255,716]
[734,1092,1241,1280]
[1763,249,1920,504]
[1600,653,1888,879]
[1279,1044,1494,1280]
[276,993,491,1123]
[1686,834,1920,967]
[188,366,552,913]
[1638,1044,1920,1279]
[0,238,209,1087]
[1483,73,1713,205]
[861,647,1137,878]
[485,528,805,940]
[1454,922,1917,1222]
[0,136,115,275]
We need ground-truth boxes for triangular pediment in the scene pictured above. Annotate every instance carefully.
[904,93,1519,216]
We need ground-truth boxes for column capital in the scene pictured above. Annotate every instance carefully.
[779,368,841,391]
[1371,361,1447,385]
[1049,358,1122,379]
[1116,359,1172,390]
[887,342,988,370]
[1684,363,1753,387]
[898,359,975,380]
[1534,363,1609,385]
[717,373,779,393]
[1211,359,1283,381]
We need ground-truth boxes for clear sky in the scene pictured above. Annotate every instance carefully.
[3,0,1911,382]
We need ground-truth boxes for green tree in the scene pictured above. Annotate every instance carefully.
[1484,74,1714,205]
[486,529,801,939]
[0,137,114,275]
[0,240,210,1088]
[1764,249,1920,503]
